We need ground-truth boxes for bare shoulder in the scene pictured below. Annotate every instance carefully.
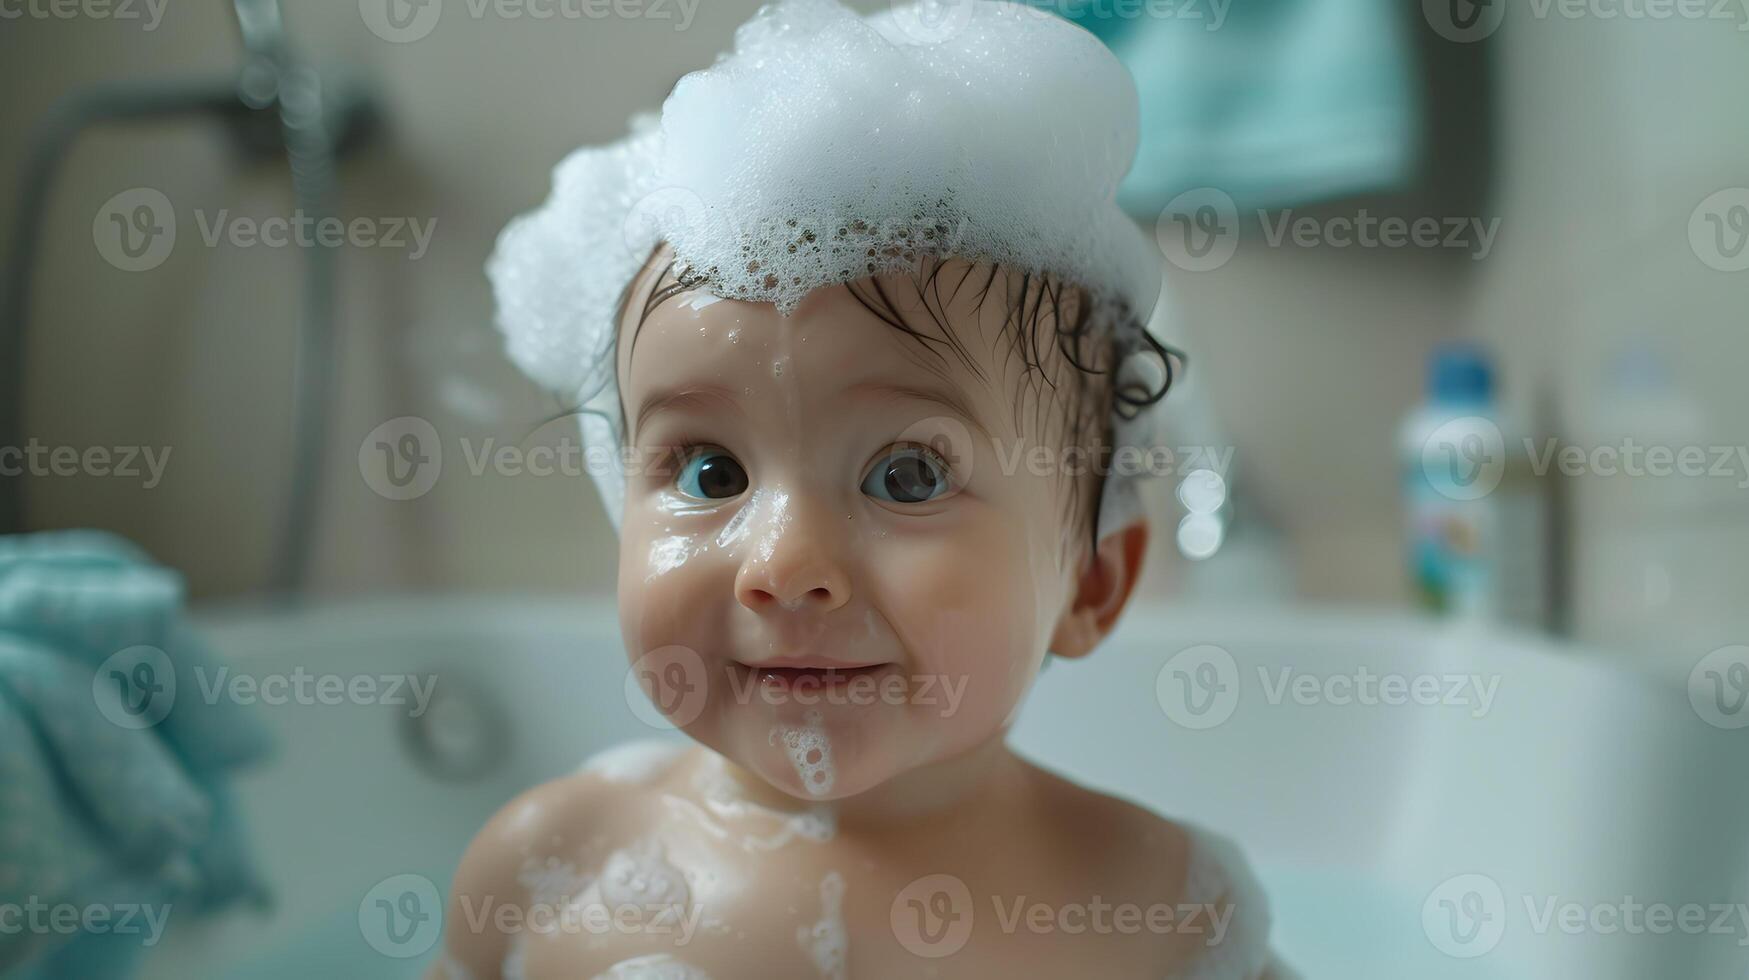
[436,739,695,980]
[462,738,693,886]
[1015,757,1273,973]
[1016,756,1194,895]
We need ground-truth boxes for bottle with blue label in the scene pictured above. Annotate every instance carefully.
[1400,343,1550,627]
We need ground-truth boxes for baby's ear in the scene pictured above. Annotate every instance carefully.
[1049,520,1149,660]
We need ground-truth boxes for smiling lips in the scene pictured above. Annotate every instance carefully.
[739,659,893,691]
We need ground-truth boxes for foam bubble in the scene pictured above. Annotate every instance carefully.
[579,738,689,784]
[517,855,593,905]
[502,934,528,980]
[487,1,1164,510]
[595,839,691,910]
[688,752,838,849]
[797,870,848,980]
[591,954,712,980]
[780,712,836,797]
[657,0,1157,318]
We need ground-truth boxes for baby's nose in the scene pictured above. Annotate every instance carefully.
[733,494,850,613]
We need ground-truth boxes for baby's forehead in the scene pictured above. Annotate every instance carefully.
[618,274,1000,426]
[608,252,1098,462]
[625,266,980,385]
[616,252,1082,400]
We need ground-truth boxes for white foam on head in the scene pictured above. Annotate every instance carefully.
[486,0,1168,535]
[579,738,689,784]
[657,0,1157,317]
[491,0,1157,399]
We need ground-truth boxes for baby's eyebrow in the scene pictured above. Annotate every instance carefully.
[847,381,993,442]
[631,383,740,440]
[630,379,994,442]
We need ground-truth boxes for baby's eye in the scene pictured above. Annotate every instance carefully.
[861,444,954,505]
[675,449,748,500]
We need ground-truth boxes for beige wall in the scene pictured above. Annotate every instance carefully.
[4,4,1744,639]
[1466,10,1749,658]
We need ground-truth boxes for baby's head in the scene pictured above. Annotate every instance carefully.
[612,243,1169,802]
[486,0,1176,804]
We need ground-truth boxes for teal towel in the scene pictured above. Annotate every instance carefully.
[0,531,272,978]
[1041,0,1418,213]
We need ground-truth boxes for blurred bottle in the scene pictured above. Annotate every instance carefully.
[1569,340,1713,659]
[1399,343,1551,628]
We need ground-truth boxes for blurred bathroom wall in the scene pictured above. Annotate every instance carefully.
[0,0,757,596]
[2,2,1745,650]
[1464,9,1749,666]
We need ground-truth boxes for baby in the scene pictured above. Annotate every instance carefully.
[438,2,1285,977]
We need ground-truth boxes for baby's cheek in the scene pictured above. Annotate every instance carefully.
[618,523,723,656]
[878,519,1048,720]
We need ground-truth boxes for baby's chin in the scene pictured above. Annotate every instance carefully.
[682,670,1014,805]
[713,705,914,804]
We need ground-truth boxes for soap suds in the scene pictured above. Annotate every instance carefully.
[645,536,702,581]
[797,871,848,979]
[595,838,691,911]
[486,0,1165,538]
[518,854,594,906]
[591,953,713,979]
[502,933,528,980]
[566,838,713,944]
[580,738,689,785]
[715,488,763,549]
[781,711,836,797]
[678,755,838,850]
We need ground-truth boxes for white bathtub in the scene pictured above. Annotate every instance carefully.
[135,596,1749,979]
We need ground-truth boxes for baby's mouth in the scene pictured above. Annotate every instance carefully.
[733,659,896,694]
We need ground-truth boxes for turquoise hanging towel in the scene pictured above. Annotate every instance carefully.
[1038,0,1419,213]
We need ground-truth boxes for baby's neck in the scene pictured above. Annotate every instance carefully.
[712,731,1026,836]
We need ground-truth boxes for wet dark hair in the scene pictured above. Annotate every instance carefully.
[610,243,1180,555]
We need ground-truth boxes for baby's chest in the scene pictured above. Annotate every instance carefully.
[507,837,1184,979]
[508,844,847,979]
